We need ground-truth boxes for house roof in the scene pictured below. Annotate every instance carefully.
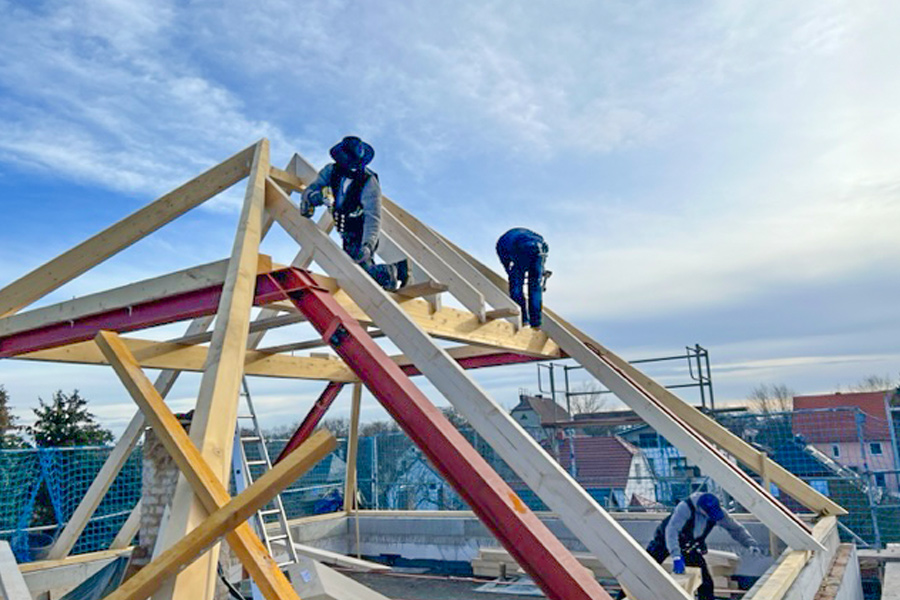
[511,394,571,425]
[792,391,892,443]
[545,435,640,489]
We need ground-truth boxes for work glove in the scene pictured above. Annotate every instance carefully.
[300,196,315,218]
[749,546,764,557]
[673,557,685,574]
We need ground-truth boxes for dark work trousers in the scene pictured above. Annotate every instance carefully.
[507,246,546,327]
[342,233,398,291]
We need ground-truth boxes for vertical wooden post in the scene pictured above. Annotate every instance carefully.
[344,383,362,513]
[154,139,270,600]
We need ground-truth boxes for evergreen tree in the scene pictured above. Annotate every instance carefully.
[0,385,27,448]
[28,389,114,447]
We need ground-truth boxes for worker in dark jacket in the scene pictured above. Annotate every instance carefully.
[644,492,763,600]
[496,228,550,328]
[301,136,408,291]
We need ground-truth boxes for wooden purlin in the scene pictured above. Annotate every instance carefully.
[265,183,692,600]
[427,213,847,518]
[0,143,257,319]
[153,139,270,600]
[94,330,325,600]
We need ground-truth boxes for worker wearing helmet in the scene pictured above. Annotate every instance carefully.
[644,492,764,600]
[301,136,409,291]
[496,228,550,328]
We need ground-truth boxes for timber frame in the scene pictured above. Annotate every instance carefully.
[0,139,844,600]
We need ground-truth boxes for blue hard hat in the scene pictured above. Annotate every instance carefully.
[697,493,725,522]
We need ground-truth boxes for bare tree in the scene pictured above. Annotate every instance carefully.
[849,374,898,393]
[747,383,794,414]
[568,381,609,415]
[359,420,401,436]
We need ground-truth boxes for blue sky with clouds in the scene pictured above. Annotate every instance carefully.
[1,1,899,436]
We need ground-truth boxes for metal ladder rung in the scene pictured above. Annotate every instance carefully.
[267,534,289,542]
[241,436,261,442]
[259,508,281,516]
[247,459,267,466]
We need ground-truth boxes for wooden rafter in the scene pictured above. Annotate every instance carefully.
[265,180,692,600]
[0,143,257,319]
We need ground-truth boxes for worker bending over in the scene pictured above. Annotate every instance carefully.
[643,492,763,600]
[301,136,408,291]
[496,228,550,328]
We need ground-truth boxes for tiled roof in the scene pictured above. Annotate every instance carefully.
[511,394,571,425]
[545,435,639,489]
[792,391,891,443]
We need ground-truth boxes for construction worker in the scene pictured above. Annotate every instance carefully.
[643,492,764,600]
[301,136,409,291]
[496,228,550,328]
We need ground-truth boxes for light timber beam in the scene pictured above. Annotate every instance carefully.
[384,198,520,316]
[0,255,272,338]
[94,330,327,600]
[380,211,486,321]
[18,335,544,381]
[441,235,846,517]
[103,428,333,600]
[266,185,690,600]
[543,314,823,551]
[47,316,215,559]
[154,139,269,600]
[0,143,257,319]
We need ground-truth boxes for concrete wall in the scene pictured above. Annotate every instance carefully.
[288,510,775,577]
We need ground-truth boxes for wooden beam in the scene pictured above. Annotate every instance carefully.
[110,500,141,549]
[379,211,486,320]
[394,280,449,299]
[746,517,837,600]
[0,143,257,319]
[0,255,272,337]
[102,430,335,600]
[343,383,362,512]
[47,316,215,559]
[543,314,822,551]
[439,230,847,517]
[153,139,269,600]
[384,198,521,318]
[94,329,313,600]
[266,188,691,600]
[0,541,31,600]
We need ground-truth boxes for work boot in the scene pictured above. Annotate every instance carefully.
[395,259,410,290]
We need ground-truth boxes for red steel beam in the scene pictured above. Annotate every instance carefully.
[0,274,299,358]
[266,267,609,600]
[273,352,543,464]
[273,381,345,465]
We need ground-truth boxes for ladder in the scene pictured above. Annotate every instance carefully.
[232,376,299,569]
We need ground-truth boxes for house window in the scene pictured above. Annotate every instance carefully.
[638,433,659,448]
[875,472,887,487]
[670,457,688,469]
[831,445,840,458]
[870,442,884,456]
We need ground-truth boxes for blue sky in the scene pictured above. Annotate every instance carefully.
[1,1,899,436]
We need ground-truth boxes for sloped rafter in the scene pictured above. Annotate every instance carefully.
[0,143,258,319]
[439,233,846,518]
[265,179,693,600]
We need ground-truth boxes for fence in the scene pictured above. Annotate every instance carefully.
[2,406,899,562]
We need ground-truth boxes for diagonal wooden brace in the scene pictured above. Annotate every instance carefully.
[94,330,326,600]
[103,428,335,600]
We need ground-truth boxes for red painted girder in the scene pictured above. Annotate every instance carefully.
[273,381,345,465]
[266,267,610,600]
[0,274,299,358]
